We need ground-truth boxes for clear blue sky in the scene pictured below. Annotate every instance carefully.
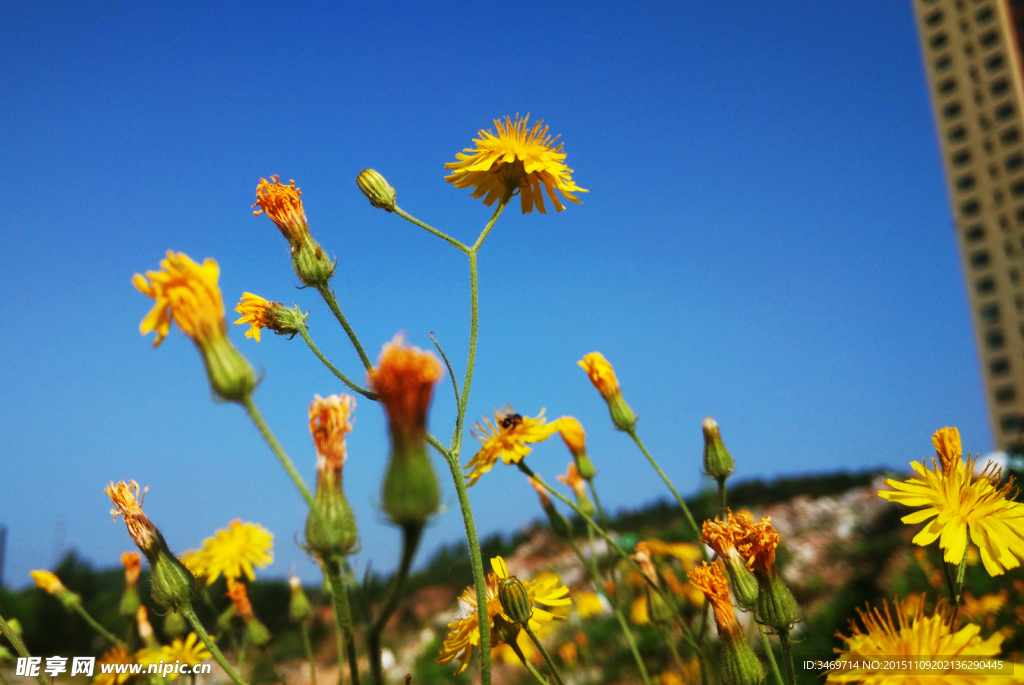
[0,2,989,588]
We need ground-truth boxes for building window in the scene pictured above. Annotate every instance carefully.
[1016,206,1024,223]
[991,79,1009,97]
[940,78,957,95]
[949,126,967,143]
[991,357,1011,375]
[980,29,999,47]
[1002,127,1020,145]
[935,55,953,71]
[977,6,994,23]
[1001,414,1023,432]
[1012,179,1024,197]
[1007,153,1024,172]
[952,149,972,166]
[966,224,986,242]
[996,103,1015,121]
[986,53,1005,72]
[958,174,977,190]
[971,249,992,267]
[962,198,981,216]
[977,276,996,294]
[981,302,1001,323]
[987,329,1006,349]
[996,385,1016,403]
[931,33,949,49]
[944,102,963,119]
[926,9,944,26]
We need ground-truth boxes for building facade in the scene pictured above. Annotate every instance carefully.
[913,0,1024,453]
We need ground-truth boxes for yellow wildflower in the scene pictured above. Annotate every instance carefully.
[879,454,1024,575]
[233,292,289,342]
[578,352,620,401]
[558,417,586,456]
[133,251,225,348]
[194,520,273,586]
[630,596,650,625]
[30,570,64,595]
[94,646,133,685]
[445,114,587,214]
[252,175,309,247]
[933,426,963,474]
[574,591,605,619]
[437,556,570,675]
[826,596,1018,684]
[464,406,559,486]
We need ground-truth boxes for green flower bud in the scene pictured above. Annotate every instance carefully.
[382,441,441,526]
[305,471,359,558]
[545,504,573,540]
[723,639,766,685]
[492,613,521,646]
[289,575,313,623]
[575,453,597,480]
[163,610,188,638]
[356,169,396,212]
[723,554,759,612]
[754,571,799,632]
[0,646,13,663]
[702,417,735,480]
[647,587,674,625]
[6,619,21,636]
[119,586,140,617]
[498,576,533,626]
[246,617,272,647]
[292,236,336,289]
[609,395,638,432]
[148,549,198,611]
[199,335,256,403]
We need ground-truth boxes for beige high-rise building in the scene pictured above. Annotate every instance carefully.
[913,0,1024,453]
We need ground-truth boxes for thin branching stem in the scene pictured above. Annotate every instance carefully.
[509,637,550,685]
[394,207,470,253]
[758,624,785,685]
[300,622,317,685]
[298,327,378,400]
[0,612,49,685]
[74,605,126,648]
[524,624,567,685]
[430,333,461,410]
[316,285,372,371]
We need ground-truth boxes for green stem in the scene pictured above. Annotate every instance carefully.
[368,525,424,685]
[523,624,567,685]
[74,604,125,648]
[565,538,650,685]
[300,622,317,685]
[517,462,698,648]
[951,531,971,626]
[716,477,728,520]
[242,397,327,532]
[298,327,378,400]
[663,627,686,674]
[778,628,796,685]
[441,451,492,685]
[181,604,249,685]
[626,429,707,561]
[758,624,784,685]
[316,285,372,371]
[325,560,360,685]
[393,207,470,253]
[451,200,507,456]
[430,333,461,410]
[0,612,49,685]
[508,635,550,685]
[238,632,248,672]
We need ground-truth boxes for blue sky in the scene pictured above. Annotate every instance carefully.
[0,2,989,588]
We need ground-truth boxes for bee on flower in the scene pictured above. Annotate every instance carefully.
[463,406,559,486]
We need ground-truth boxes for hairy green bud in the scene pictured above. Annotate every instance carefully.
[356,169,397,212]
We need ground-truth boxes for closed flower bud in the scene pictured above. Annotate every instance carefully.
[149,548,198,611]
[724,556,759,612]
[228,580,271,646]
[247,617,272,647]
[558,417,596,480]
[199,335,257,402]
[754,571,799,632]
[291,237,336,289]
[492,613,521,646]
[289,574,313,623]
[119,586,140,618]
[356,169,396,212]
[30,570,81,610]
[498,576,533,626]
[723,642,766,685]
[163,610,188,638]
[702,417,734,480]
[578,353,637,431]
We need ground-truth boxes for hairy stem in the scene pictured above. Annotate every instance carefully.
[394,207,470,253]
[181,604,249,685]
[316,285,372,371]
[324,560,360,685]
[523,624,567,685]
[74,605,126,648]
[626,429,706,560]
[0,612,49,685]
[298,327,378,400]
[509,636,550,685]
[716,477,728,520]
[758,624,785,685]
[778,628,797,685]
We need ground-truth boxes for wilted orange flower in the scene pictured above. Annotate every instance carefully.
[253,175,310,246]
[106,480,159,555]
[689,561,741,641]
[368,335,442,441]
[226,581,254,621]
[309,394,356,471]
[444,114,587,214]
[738,517,780,575]
[133,252,226,349]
